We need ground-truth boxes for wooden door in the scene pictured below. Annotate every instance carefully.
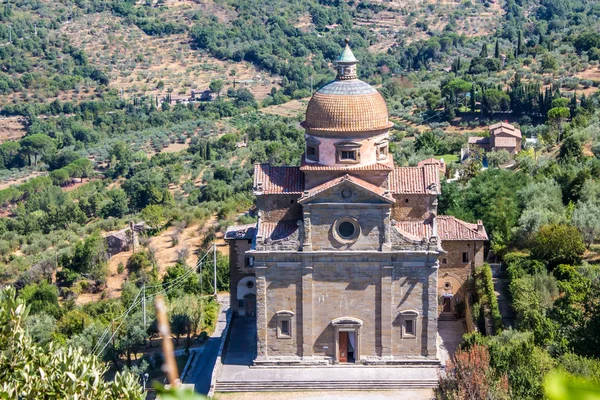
[244,294,256,317]
[339,332,348,363]
[443,296,452,313]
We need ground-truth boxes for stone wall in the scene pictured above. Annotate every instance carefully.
[437,240,485,313]
[391,194,436,221]
[257,194,302,223]
[228,239,255,315]
[253,252,439,362]
[307,203,389,251]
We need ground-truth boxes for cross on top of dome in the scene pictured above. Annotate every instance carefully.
[336,38,358,80]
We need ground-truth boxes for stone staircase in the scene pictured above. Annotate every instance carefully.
[438,313,457,321]
[215,378,439,392]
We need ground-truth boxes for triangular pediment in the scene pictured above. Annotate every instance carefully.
[298,175,395,204]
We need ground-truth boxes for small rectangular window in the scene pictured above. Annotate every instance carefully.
[306,145,318,161]
[341,150,356,160]
[280,320,289,336]
[462,252,469,263]
[405,320,414,335]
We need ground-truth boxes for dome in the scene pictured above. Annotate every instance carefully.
[303,80,393,134]
[302,41,393,135]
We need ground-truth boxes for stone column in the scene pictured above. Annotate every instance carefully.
[425,261,439,358]
[301,264,314,358]
[380,265,393,357]
[255,264,268,359]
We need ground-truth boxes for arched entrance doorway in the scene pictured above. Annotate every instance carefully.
[237,276,256,317]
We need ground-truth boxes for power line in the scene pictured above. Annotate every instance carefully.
[92,245,217,357]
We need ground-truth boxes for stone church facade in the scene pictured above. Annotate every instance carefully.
[225,41,487,366]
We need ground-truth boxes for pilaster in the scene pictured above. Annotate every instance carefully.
[255,264,268,358]
[301,264,314,357]
[380,265,393,357]
[426,261,439,357]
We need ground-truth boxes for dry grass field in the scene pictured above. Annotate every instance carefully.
[359,0,504,49]
[61,13,281,101]
[260,98,309,118]
[0,117,27,144]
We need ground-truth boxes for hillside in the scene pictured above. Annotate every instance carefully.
[0,0,599,397]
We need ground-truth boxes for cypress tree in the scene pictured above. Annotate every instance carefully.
[494,39,500,58]
[480,43,488,58]
[570,92,577,114]
[206,141,212,160]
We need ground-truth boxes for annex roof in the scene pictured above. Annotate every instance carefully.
[489,122,522,138]
[253,164,304,195]
[298,174,394,204]
[468,136,490,145]
[437,215,488,241]
[225,223,257,240]
[388,164,441,195]
[493,136,518,148]
[258,221,299,241]
[394,220,434,241]
[417,157,447,175]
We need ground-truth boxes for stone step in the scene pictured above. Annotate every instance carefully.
[215,379,439,392]
[438,314,458,321]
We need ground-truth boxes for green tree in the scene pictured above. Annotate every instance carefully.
[19,134,55,166]
[571,202,600,247]
[0,287,143,399]
[141,204,167,231]
[531,224,585,269]
[209,79,224,99]
[547,107,570,143]
[65,233,109,281]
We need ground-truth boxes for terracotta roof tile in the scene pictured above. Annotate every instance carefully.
[225,223,257,240]
[417,157,447,174]
[299,174,394,203]
[437,215,488,241]
[489,122,522,138]
[259,221,298,240]
[394,220,433,241]
[493,136,517,148]
[253,164,304,195]
[468,136,490,145]
[388,165,441,195]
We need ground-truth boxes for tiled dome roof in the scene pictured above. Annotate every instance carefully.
[303,80,393,134]
[302,41,392,135]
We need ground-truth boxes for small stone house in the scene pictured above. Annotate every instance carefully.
[468,121,522,155]
[105,222,148,257]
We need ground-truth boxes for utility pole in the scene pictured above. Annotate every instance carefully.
[142,284,146,330]
[213,243,217,296]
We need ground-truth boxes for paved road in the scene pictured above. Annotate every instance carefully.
[185,294,230,395]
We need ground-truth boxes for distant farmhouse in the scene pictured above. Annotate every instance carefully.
[468,121,523,155]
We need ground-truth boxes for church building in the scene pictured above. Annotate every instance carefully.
[225,40,487,366]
